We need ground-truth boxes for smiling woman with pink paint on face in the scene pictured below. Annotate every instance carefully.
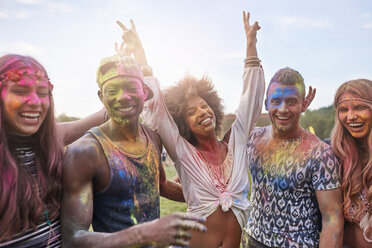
[331,79,372,248]
[0,54,109,247]
[1,67,51,135]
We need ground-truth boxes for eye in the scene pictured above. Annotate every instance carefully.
[106,88,118,95]
[186,109,195,116]
[272,99,280,105]
[11,88,29,95]
[128,87,138,93]
[338,107,348,113]
[201,103,209,109]
[37,90,49,97]
[355,105,367,111]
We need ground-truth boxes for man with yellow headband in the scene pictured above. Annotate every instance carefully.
[61,54,206,248]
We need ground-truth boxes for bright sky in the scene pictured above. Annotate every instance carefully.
[1,0,371,118]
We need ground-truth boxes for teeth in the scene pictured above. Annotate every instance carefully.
[20,112,40,117]
[201,117,211,124]
[117,107,133,112]
[277,116,289,120]
[349,123,363,127]
[24,117,37,122]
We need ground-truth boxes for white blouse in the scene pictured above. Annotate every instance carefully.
[142,67,265,228]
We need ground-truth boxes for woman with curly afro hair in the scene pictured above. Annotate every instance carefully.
[331,79,372,248]
[123,11,265,247]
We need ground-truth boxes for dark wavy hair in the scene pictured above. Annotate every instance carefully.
[331,79,372,222]
[0,54,64,242]
[163,75,224,145]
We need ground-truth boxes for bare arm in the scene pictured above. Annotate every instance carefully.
[57,108,107,146]
[62,137,204,248]
[316,188,344,248]
[160,164,185,202]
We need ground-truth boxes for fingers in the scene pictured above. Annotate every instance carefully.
[116,20,128,31]
[175,212,206,223]
[130,19,136,31]
[115,42,118,54]
[179,220,206,233]
[173,237,190,247]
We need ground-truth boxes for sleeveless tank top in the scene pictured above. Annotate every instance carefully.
[88,125,161,233]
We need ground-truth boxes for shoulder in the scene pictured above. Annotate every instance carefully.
[302,131,338,163]
[249,126,268,141]
[142,124,162,152]
[64,133,104,180]
[302,130,333,151]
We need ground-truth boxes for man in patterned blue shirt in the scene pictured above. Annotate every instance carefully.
[244,67,344,248]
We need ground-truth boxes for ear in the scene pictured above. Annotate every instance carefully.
[98,90,103,103]
[142,85,149,100]
[264,99,268,111]
[301,98,307,113]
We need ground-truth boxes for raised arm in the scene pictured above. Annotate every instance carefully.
[57,108,107,146]
[117,19,187,161]
[228,11,265,144]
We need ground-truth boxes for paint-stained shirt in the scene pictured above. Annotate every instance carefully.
[142,67,265,229]
[88,125,161,234]
[246,126,341,248]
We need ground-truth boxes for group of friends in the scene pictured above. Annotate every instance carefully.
[0,11,371,248]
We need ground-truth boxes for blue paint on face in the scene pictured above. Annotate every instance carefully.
[266,86,299,110]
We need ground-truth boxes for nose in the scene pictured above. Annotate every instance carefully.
[26,92,41,105]
[197,107,208,117]
[347,110,357,121]
[278,102,288,113]
[118,90,131,101]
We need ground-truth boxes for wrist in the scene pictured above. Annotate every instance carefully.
[244,56,261,68]
[140,65,153,77]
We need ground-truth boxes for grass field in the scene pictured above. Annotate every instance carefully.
[160,164,188,216]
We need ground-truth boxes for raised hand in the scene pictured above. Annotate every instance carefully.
[303,86,317,110]
[116,19,148,66]
[243,11,261,44]
[114,42,130,57]
[144,213,206,247]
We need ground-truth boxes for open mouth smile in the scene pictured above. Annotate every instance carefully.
[19,112,41,123]
[347,122,364,128]
[199,116,213,125]
[276,116,290,120]
[116,106,134,113]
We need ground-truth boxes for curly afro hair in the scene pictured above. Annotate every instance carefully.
[163,75,224,146]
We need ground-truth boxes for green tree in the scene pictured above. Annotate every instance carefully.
[300,105,336,140]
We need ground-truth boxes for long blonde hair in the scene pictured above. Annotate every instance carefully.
[331,79,372,221]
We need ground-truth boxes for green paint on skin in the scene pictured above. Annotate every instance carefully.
[130,214,138,225]
[79,186,92,208]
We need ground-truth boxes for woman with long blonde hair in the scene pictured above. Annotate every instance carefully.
[331,79,372,248]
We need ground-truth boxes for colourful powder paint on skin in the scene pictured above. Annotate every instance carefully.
[89,126,161,232]
[245,126,341,247]
[267,87,298,109]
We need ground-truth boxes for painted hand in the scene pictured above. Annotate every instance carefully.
[145,212,206,247]
[303,86,316,110]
